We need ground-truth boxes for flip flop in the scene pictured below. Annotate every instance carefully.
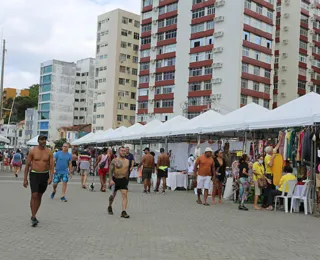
[203,203,210,206]
[196,200,202,204]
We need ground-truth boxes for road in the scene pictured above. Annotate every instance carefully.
[0,170,319,260]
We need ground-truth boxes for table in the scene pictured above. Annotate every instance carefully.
[166,172,187,191]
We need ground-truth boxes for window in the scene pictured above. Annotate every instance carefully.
[253,82,259,91]
[299,67,306,76]
[142,11,152,20]
[254,51,261,60]
[122,17,128,24]
[192,8,205,19]
[132,68,138,75]
[204,81,212,90]
[267,10,273,19]
[242,47,249,57]
[42,65,52,74]
[241,95,247,105]
[241,79,248,89]
[138,89,149,96]
[263,100,269,108]
[244,15,250,25]
[133,56,139,63]
[138,101,148,109]
[40,103,50,111]
[252,97,259,104]
[42,75,51,84]
[298,80,306,89]
[254,66,260,76]
[243,31,250,41]
[300,28,308,37]
[140,62,150,71]
[131,92,136,99]
[264,85,270,94]
[134,21,140,28]
[266,40,272,49]
[189,82,201,91]
[300,41,308,50]
[163,72,175,80]
[141,49,150,58]
[41,84,51,92]
[166,16,177,26]
[190,67,202,76]
[265,55,271,63]
[204,66,213,75]
[121,29,128,36]
[118,103,124,110]
[120,66,126,73]
[134,32,140,40]
[139,75,149,83]
[143,0,152,7]
[162,99,174,108]
[130,104,136,111]
[242,63,248,73]
[275,56,279,64]
[163,85,174,94]
[167,3,178,12]
[141,36,151,45]
[264,70,271,79]
[142,23,152,33]
[158,19,165,28]
[165,30,177,39]
[207,21,214,30]
[254,35,261,45]
[117,115,123,122]
[256,4,263,14]
[187,112,200,119]
[119,78,125,85]
[207,5,215,15]
[118,91,125,97]
[40,112,49,120]
[244,0,251,9]
[41,93,51,102]
[191,23,205,34]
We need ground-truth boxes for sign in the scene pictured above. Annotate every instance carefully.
[236,151,243,157]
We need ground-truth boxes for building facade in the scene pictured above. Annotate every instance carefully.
[137,0,276,123]
[74,58,95,125]
[93,9,140,131]
[38,60,76,141]
[2,88,29,104]
[24,108,38,141]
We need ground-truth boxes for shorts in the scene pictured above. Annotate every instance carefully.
[142,168,152,180]
[80,169,89,176]
[254,180,261,196]
[12,162,22,167]
[157,169,168,178]
[98,168,108,176]
[196,175,211,190]
[113,177,129,191]
[72,161,77,167]
[53,172,69,184]
[29,172,49,194]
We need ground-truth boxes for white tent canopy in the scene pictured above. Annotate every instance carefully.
[99,126,127,143]
[201,103,269,134]
[169,110,223,136]
[109,123,143,142]
[0,134,10,144]
[124,119,163,140]
[85,129,114,144]
[71,132,95,146]
[27,135,50,146]
[248,92,320,130]
[144,116,189,138]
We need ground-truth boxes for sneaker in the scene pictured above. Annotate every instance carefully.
[108,206,113,215]
[60,197,67,202]
[30,217,39,224]
[31,217,38,227]
[121,211,130,218]
[238,205,249,211]
[50,192,56,199]
[15,174,18,178]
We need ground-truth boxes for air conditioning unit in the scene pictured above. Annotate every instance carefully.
[215,0,226,7]
[149,99,154,104]
[281,92,286,97]
[152,33,157,38]
[153,20,157,25]
[212,78,222,84]
[214,31,224,38]
[281,79,287,84]
[308,69,314,74]
[153,7,158,12]
[149,85,155,90]
[283,26,289,31]
[213,62,223,68]
[211,93,222,100]
[214,16,224,23]
[213,47,224,53]
[281,66,288,71]
[309,42,315,47]
[151,59,156,64]
[284,13,290,18]
[284,0,290,5]
[283,39,289,45]
[309,56,314,61]
[282,53,288,58]
[308,81,314,86]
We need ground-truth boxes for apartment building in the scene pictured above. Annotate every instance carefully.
[93,9,140,131]
[2,88,29,104]
[24,108,38,141]
[137,0,276,122]
[74,58,95,125]
[274,0,320,107]
[38,60,76,141]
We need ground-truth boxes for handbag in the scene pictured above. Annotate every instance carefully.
[99,156,108,169]
[257,177,267,188]
[316,174,320,188]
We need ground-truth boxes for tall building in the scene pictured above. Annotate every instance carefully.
[24,108,38,141]
[274,0,320,107]
[38,60,76,141]
[74,58,95,125]
[137,0,276,123]
[93,9,140,131]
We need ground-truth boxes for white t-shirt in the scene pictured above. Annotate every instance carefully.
[187,156,195,174]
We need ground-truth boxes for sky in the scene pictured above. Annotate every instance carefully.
[0,0,141,90]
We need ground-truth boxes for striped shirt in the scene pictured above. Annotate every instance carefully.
[79,150,91,170]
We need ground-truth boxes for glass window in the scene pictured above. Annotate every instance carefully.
[241,79,248,88]
[41,84,51,92]
[267,10,273,19]
[264,85,270,94]
[256,4,263,14]
[242,63,248,73]
[265,70,271,79]
[42,65,52,74]
[40,112,49,120]
[143,0,152,7]
[244,0,251,9]
[254,35,262,45]
[207,5,215,15]
[253,66,260,76]
[192,8,205,19]
[40,103,50,111]
[39,121,49,130]
[42,75,51,84]
[162,99,174,108]
[242,47,249,57]
[207,21,214,30]
[263,99,269,108]
[266,40,272,49]
[189,82,201,91]
[243,31,250,41]
[252,97,259,104]
[142,11,152,20]
[41,93,51,102]
[253,82,259,91]
[138,89,149,96]
[241,95,247,105]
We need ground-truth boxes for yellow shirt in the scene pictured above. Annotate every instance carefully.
[278,173,297,192]
[252,162,264,181]
[264,155,273,175]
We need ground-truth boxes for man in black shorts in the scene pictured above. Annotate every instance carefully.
[23,135,54,227]
[108,147,130,218]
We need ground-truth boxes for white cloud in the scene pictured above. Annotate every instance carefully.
[0,0,141,89]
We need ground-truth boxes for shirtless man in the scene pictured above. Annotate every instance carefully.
[23,135,54,227]
[108,147,130,218]
[138,147,155,194]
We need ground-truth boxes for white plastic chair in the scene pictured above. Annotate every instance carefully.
[274,180,297,213]
[290,180,313,215]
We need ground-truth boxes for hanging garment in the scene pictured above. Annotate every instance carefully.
[223,151,232,167]
[295,132,301,162]
[250,142,254,159]
[299,131,304,161]
[287,130,295,161]
[302,129,312,162]
[283,130,288,160]
[258,140,264,155]
[278,131,286,156]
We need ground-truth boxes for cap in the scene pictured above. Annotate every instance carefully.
[143,147,150,151]
[205,147,213,153]
[38,135,48,141]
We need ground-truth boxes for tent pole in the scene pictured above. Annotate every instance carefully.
[139,139,143,164]
[243,131,247,153]
[165,137,168,152]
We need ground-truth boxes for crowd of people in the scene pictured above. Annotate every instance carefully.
[0,149,25,177]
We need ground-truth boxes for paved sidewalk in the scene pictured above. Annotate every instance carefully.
[0,171,319,260]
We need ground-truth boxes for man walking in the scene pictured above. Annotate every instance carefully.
[78,145,92,189]
[125,147,135,178]
[194,147,214,206]
[138,147,154,194]
[155,148,170,194]
[23,135,54,227]
[108,147,130,218]
[51,143,72,202]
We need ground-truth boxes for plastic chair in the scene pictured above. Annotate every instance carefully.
[290,180,313,215]
[274,180,297,213]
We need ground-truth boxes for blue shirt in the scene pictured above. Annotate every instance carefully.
[55,151,72,174]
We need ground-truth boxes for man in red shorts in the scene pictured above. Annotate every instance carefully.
[94,148,110,192]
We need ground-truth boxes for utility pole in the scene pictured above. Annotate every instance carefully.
[0,39,6,123]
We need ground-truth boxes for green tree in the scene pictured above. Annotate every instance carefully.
[28,84,39,105]
[54,138,67,150]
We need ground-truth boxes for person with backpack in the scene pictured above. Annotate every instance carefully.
[11,149,22,178]
[94,148,110,192]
